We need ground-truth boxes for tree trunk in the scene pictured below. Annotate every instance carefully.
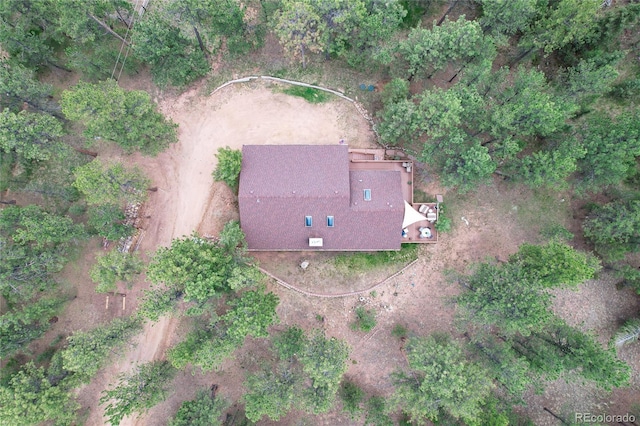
[300,44,307,69]
[46,60,73,73]
[87,13,129,45]
[193,26,209,59]
[510,47,534,68]
[74,147,98,157]
[543,407,569,425]
[449,64,465,83]
[437,0,459,25]
[494,170,511,178]
[0,200,16,205]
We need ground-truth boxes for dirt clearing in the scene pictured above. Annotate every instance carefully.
[75,80,378,425]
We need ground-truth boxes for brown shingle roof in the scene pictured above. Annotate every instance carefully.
[238,145,404,251]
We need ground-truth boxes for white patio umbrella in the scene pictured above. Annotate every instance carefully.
[402,200,428,229]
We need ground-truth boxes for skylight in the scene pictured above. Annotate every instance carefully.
[305,216,312,227]
[327,216,334,227]
[364,189,371,201]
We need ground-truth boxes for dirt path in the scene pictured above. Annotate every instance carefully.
[81,80,377,425]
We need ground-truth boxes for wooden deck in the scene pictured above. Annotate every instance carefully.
[348,149,438,244]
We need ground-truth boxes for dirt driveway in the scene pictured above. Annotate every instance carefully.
[78,80,377,426]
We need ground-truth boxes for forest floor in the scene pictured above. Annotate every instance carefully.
[46,76,640,425]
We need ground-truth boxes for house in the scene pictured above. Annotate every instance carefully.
[238,145,438,251]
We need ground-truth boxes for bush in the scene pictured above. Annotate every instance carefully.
[435,203,452,233]
[381,78,410,107]
[213,147,242,192]
[334,244,418,270]
[391,324,408,339]
[351,307,376,333]
[340,380,364,419]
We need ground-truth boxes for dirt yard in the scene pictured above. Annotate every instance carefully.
[71,80,378,425]
[60,79,640,426]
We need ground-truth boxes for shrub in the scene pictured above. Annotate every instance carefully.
[213,147,242,192]
[340,380,364,419]
[391,324,408,339]
[351,307,376,333]
[435,203,452,232]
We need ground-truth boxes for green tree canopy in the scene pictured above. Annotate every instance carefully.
[146,234,235,303]
[583,199,640,260]
[391,16,483,80]
[100,360,176,426]
[391,334,493,424]
[0,110,64,162]
[299,330,350,414]
[0,59,55,113]
[0,297,64,358]
[0,205,83,301]
[576,110,640,192]
[90,250,144,293]
[168,288,278,372]
[0,361,79,426]
[130,9,210,88]
[478,0,538,36]
[242,328,350,421]
[0,0,63,70]
[456,262,554,337]
[62,316,143,383]
[61,80,177,154]
[87,203,134,241]
[519,0,602,55]
[244,366,300,422]
[213,147,242,192]
[508,240,600,288]
[511,319,631,390]
[274,1,325,68]
[73,159,149,206]
[170,389,228,426]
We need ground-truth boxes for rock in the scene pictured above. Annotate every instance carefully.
[300,261,309,270]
